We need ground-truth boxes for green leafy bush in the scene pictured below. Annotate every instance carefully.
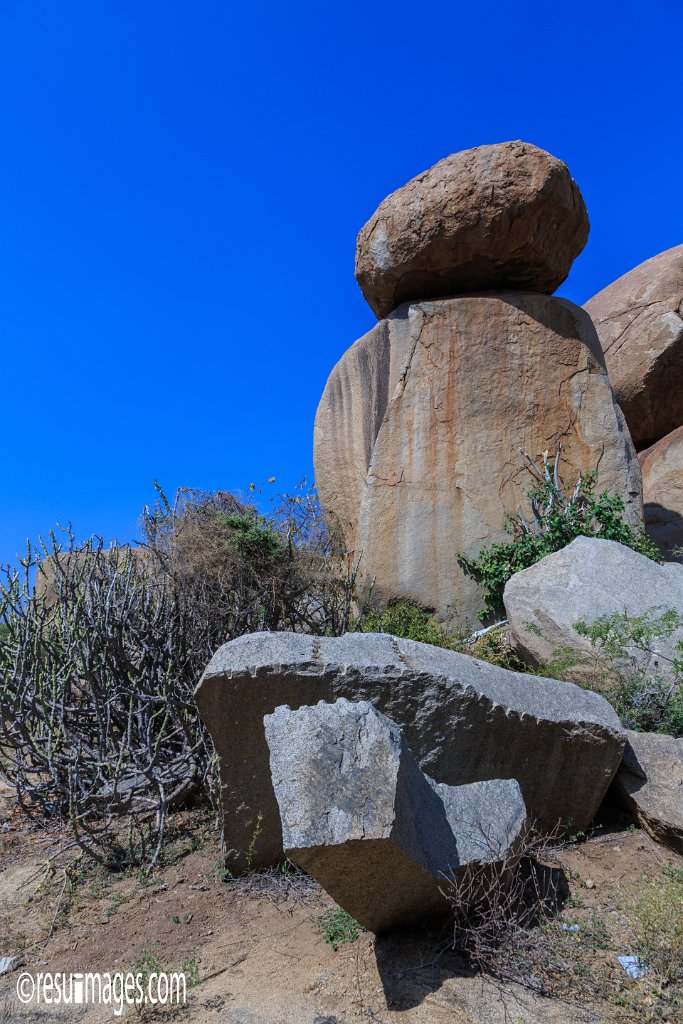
[356,598,452,648]
[217,511,286,562]
[573,609,683,736]
[460,449,660,620]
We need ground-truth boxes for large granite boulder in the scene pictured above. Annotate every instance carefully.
[584,245,683,449]
[611,731,683,854]
[355,141,589,319]
[265,698,527,933]
[639,426,683,561]
[504,537,683,681]
[195,631,625,871]
[314,294,642,623]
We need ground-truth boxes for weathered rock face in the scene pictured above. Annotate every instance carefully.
[315,294,642,623]
[265,698,527,933]
[195,631,625,871]
[355,141,589,320]
[584,245,683,449]
[611,731,683,854]
[312,308,417,547]
[504,537,683,681]
[639,426,683,561]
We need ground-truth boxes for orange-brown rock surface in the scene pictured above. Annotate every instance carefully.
[355,141,589,319]
[638,425,683,560]
[584,245,683,449]
[315,294,642,627]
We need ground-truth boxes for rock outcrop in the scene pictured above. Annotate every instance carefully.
[584,245,683,449]
[195,631,625,871]
[639,426,683,560]
[315,294,642,624]
[316,142,645,625]
[611,730,683,854]
[355,141,589,319]
[264,698,527,933]
[504,537,683,680]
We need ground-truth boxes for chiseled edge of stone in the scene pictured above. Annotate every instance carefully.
[196,630,624,742]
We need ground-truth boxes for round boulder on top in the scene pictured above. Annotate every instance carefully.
[355,140,589,319]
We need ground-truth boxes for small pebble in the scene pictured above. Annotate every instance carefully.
[585,879,596,889]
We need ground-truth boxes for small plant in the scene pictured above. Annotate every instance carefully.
[245,812,264,870]
[629,864,683,985]
[132,947,164,986]
[445,821,569,990]
[180,955,201,988]
[460,628,529,672]
[105,891,129,917]
[316,906,362,950]
[460,448,661,620]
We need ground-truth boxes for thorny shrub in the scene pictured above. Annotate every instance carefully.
[0,483,358,871]
[444,821,569,992]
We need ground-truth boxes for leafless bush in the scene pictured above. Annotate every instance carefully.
[0,484,358,871]
[225,860,321,907]
[443,823,569,993]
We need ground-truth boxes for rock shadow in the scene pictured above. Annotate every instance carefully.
[374,922,469,1011]
[642,502,683,561]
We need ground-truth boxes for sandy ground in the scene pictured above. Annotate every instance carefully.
[0,779,680,1024]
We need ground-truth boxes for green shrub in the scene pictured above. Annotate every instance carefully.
[460,449,660,620]
[217,511,286,562]
[573,609,683,736]
[316,907,362,950]
[357,598,452,648]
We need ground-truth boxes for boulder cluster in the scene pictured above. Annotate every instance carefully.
[315,141,641,628]
[584,245,683,558]
[193,143,682,935]
[196,630,625,931]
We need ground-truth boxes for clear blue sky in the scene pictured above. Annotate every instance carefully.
[1,0,682,564]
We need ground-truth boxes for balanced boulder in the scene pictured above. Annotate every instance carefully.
[611,731,683,854]
[195,631,625,871]
[639,426,683,560]
[355,141,589,319]
[265,698,527,933]
[504,537,683,681]
[314,294,642,623]
[584,244,683,449]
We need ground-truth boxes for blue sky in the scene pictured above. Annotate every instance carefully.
[1,0,682,564]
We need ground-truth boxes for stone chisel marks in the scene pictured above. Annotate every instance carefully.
[195,631,625,871]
